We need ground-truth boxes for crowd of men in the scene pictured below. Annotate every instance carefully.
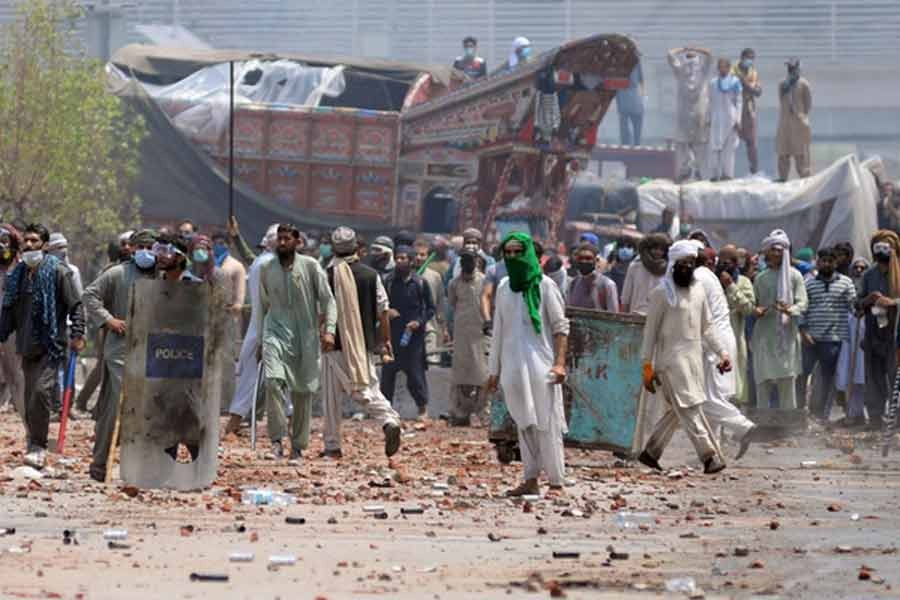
[0,216,898,494]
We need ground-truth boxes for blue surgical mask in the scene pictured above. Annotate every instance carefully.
[192,248,209,264]
[520,46,532,60]
[319,243,333,259]
[463,46,475,59]
[618,247,635,262]
[134,249,156,270]
[741,58,753,69]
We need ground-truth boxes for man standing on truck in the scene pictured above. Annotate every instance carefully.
[453,36,487,80]
[486,233,570,496]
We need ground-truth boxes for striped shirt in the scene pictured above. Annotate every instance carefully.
[800,273,857,341]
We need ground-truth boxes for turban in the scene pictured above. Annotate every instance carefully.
[462,228,482,241]
[761,229,794,322]
[795,247,814,263]
[663,239,704,306]
[331,226,358,255]
[393,230,416,248]
[130,229,157,247]
[372,235,394,251]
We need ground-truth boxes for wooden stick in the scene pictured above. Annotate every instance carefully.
[105,390,125,484]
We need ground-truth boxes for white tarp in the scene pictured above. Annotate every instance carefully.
[142,59,346,143]
[637,155,880,258]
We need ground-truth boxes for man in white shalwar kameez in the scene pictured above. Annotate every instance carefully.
[638,240,731,474]
[668,47,712,180]
[706,58,743,181]
[691,242,759,459]
[486,232,570,497]
[225,224,278,435]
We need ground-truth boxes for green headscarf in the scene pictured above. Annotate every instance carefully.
[501,232,543,334]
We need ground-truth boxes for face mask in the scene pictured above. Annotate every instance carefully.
[576,261,595,276]
[618,247,635,262]
[192,248,210,264]
[213,242,229,259]
[463,47,475,59]
[673,265,694,288]
[319,243,333,259]
[520,46,532,59]
[22,250,43,269]
[875,251,891,264]
[134,249,156,270]
[741,58,753,69]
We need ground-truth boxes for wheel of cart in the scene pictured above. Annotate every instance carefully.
[487,308,648,463]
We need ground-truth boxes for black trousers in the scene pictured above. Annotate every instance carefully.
[22,353,60,450]
[380,354,429,408]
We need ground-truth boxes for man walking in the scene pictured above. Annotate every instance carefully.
[857,231,900,430]
[707,58,743,181]
[258,225,336,459]
[447,249,488,426]
[751,230,809,409]
[83,230,158,481]
[486,233,570,496]
[320,227,402,458]
[381,246,435,419]
[567,243,619,312]
[692,242,758,459]
[732,48,762,175]
[638,240,731,474]
[798,248,857,421]
[0,224,85,469]
[776,59,813,181]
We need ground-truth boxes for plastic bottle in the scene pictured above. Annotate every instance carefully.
[665,577,696,593]
[613,511,654,529]
[241,489,296,506]
[229,552,255,562]
[400,328,413,347]
[103,529,128,541]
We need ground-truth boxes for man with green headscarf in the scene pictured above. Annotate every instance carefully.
[486,232,570,497]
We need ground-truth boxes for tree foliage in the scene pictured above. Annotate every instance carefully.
[0,0,144,264]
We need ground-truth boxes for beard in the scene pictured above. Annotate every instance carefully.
[673,266,694,288]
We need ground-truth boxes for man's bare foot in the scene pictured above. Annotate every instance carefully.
[505,478,539,497]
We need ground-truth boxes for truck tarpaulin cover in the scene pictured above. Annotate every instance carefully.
[120,279,224,490]
[108,67,399,243]
[637,155,880,258]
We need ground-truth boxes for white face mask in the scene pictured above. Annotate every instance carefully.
[22,250,43,268]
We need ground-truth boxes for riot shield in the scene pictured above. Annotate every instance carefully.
[120,279,224,490]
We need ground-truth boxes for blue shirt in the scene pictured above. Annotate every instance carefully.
[615,63,644,115]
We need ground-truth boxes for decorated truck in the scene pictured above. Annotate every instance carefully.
[111,35,638,241]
